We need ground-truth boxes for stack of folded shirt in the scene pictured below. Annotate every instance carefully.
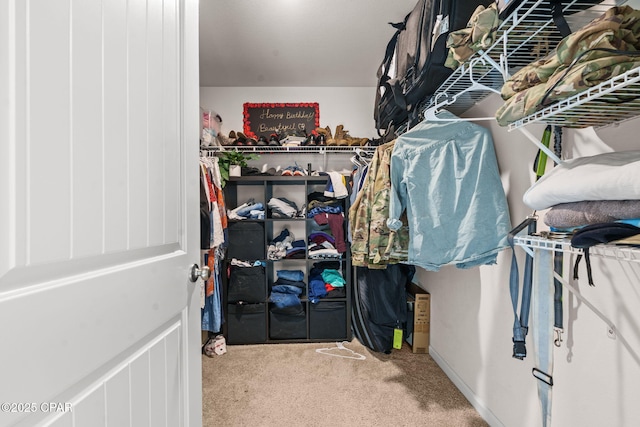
[307,192,347,253]
[308,231,342,259]
[267,228,306,260]
[308,261,346,303]
[228,198,265,220]
[268,197,301,218]
[322,269,346,294]
[270,269,306,315]
[307,192,344,216]
[267,229,294,260]
[285,239,306,259]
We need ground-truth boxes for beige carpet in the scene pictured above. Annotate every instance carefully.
[202,338,488,427]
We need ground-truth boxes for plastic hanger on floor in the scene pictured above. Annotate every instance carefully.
[316,341,366,360]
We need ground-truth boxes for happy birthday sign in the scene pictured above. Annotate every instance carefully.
[243,103,319,139]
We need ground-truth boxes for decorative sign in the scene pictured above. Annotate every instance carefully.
[243,103,319,139]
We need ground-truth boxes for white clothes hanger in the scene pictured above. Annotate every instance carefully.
[350,156,364,169]
[354,148,373,158]
[315,341,366,360]
[423,56,504,122]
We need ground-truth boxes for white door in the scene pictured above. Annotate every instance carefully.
[0,0,201,426]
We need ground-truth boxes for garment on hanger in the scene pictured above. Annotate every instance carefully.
[350,155,370,200]
[200,156,227,249]
[199,155,228,333]
[387,111,511,271]
[347,152,370,244]
[350,140,410,268]
[201,248,224,333]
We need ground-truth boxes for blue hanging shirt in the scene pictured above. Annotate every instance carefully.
[387,111,511,271]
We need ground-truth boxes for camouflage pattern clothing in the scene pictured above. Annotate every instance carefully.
[349,140,410,269]
[445,4,500,70]
[496,6,640,126]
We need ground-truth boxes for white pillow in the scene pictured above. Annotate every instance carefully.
[523,151,640,210]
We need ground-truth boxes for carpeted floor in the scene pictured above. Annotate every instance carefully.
[202,338,488,427]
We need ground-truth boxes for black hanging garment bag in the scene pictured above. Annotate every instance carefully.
[374,0,493,133]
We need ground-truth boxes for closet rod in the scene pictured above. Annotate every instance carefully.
[199,146,377,154]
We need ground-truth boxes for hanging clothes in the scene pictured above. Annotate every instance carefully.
[349,155,369,209]
[199,154,228,333]
[347,154,369,244]
[200,156,226,249]
[349,140,410,268]
[387,111,511,271]
[201,248,224,333]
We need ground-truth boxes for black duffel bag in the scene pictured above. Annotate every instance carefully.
[374,0,493,133]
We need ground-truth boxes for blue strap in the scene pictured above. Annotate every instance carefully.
[508,216,537,359]
[553,250,564,345]
[533,248,555,427]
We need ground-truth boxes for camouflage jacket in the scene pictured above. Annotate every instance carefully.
[446,3,500,70]
[496,5,640,126]
[349,141,409,268]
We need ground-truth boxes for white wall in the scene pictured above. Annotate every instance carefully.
[200,86,379,139]
[201,85,640,427]
[200,86,379,173]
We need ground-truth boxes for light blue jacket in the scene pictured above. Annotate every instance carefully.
[387,112,511,271]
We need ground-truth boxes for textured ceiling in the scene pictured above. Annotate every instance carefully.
[199,0,418,87]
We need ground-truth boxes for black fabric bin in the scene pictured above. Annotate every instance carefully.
[227,221,265,260]
[226,303,266,344]
[309,301,347,340]
[227,265,265,303]
[269,310,307,340]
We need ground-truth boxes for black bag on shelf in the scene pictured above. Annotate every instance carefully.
[374,19,410,133]
[227,265,266,303]
[374,0,493,132]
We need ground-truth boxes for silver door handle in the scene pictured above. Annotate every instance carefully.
[189,264,211,282]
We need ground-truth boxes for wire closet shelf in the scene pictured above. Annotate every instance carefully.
[514,234,640,264]
[200,145,377,155]
[422,0,631,129]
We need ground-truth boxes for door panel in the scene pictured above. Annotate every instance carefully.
[28,0,72,266]
[71,0,102,259]
[0,0,201,426]
[103,0,129,255]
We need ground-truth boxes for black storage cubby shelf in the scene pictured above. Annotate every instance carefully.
[223,175,352,344]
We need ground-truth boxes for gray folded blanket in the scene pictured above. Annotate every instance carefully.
[544,200,640,228]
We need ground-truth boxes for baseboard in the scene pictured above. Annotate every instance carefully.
[429,346,505,427]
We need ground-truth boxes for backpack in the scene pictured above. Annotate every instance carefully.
[374,0,493,134]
